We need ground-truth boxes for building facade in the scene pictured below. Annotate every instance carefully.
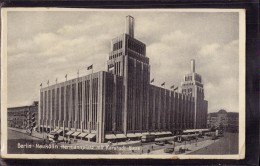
[8,101,38,130]
[207,109,239,132]
[181,59,208,129]
[38,16,208,143]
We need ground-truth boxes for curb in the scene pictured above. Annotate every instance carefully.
[9,128,43,140]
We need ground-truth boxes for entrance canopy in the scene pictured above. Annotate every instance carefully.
[126,133,137,138]
[65,131,74,136]
[85,133,96,139]
[135,133,142,137]
[72,131,81,137]
[78,133,88,138]
[105,134,117,139]
[56,129,63,134]
[116,134,126,139]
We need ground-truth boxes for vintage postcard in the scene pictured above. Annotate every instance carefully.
[1,8,245,159]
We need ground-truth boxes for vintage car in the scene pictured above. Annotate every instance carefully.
[164,147,174,153]
[163,140,173,145]
[46,131,59,143]
[155,141,165,146]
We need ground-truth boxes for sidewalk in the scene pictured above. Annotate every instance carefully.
[149,139,219,155]
[9,127,44,139]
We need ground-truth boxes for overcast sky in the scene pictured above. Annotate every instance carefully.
[7,10,240,113]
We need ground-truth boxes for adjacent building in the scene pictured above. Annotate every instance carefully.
[8,101,38,130]
[207,109,239,132]
[38,16,208,143]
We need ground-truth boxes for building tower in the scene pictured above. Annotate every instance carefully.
[106,16,150,134]
[181,59,208,129]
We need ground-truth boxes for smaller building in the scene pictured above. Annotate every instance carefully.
[8,101,38,130]
[207,109,238,132]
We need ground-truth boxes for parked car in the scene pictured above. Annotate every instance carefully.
[211,136,218,140]
[155,141,165,146]
[189,136,197,140]
[183,137,191,141]
[164,147,174,153]
[46,131,59,143]
[163,140,173,145]
[198,135,204,138]
[218,133,224,137]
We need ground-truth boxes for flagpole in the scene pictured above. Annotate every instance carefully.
[47,80,49,133]
[64,74,67,137]
[40,83,44,139]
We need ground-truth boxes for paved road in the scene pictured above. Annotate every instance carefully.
[8,128,236,155]
[189,132,238,155]
[8,129,41,140]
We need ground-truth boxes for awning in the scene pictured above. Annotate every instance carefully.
[166,131,172,134]
[116,134,127,139]
[155,132,164,135]
[135,133,142,137]
[126,133,137,138]
[161,131,167,134]
[72,131,81,137]
[105,134,117,139]
[78,133,88,138]
[56,129,63,134]
[142,132,149,135]
[65,131,74,136]
[151,132,156,135]
[52,129,58,132]
[85,133,96,139]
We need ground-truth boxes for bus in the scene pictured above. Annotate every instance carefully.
[141,134,156,143]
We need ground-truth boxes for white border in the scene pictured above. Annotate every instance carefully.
[1,8,246,159]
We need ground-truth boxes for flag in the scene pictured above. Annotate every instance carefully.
[77,70,79,75]
[47,80,49,85]
[56,78,58,83]
[170,85,174,89]
[174,87,178,90]
[108,64,114,71]
[87,64,93,70]
[65,74,67,79]
[161,82,165,86]
[150,78,154,83]
[40,83,42,87]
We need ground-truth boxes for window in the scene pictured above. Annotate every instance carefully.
[113,41,123,51]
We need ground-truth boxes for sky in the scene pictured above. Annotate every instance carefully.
[7,10,240,113]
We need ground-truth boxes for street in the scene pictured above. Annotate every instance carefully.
[190,132,238,154]
[7,129,238,155]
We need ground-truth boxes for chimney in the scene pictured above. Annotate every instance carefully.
[191,59,195,73]
[125,15,134,37]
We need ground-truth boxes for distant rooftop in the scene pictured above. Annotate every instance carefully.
[218,109,227,114]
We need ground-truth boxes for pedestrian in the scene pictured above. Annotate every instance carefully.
[151,145,153,150]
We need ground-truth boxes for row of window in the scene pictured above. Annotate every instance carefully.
[194,74,202,83]
[128,51,149,64]
[40,78,99,130]
[185,76,193,81]
[113,41,123,51]
[128,39,145,55]
[148,87,195,130]
[182,88,193,94]
[109,52,123,60]
[105,75,123,132]
[182,82,194,86]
